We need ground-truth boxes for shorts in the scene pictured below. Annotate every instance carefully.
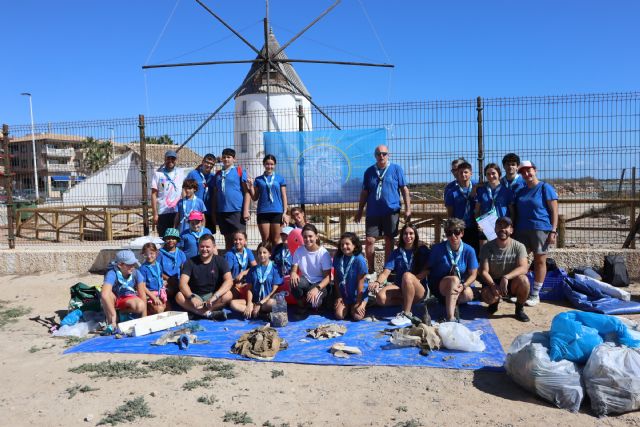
[156,213,176,238]
[116,295,140,310]
[204,212,216,234]
[257,212,283,225]
[291,276,333,309]
[428,276,476,304]
[216,211,246,236]
[192,292,213,303]
[147,289,167,305]
[339,282,369,305]
[365,213,400,238]
[515,229,550,255]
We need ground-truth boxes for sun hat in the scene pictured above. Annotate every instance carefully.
[517,160,536,173]
[115,249,140,266]
[163,228,181,241]
[188,211,204,221]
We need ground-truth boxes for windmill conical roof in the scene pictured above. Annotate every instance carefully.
[235,31,311,98]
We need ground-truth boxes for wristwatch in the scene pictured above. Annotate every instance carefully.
[188,294,197,300]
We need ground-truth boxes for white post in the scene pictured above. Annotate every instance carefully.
[21,92,40,200]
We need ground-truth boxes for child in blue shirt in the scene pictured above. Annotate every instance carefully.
[175,178,207,234]
[272,226,293,277]
[445,161,479,254]
[158,228,187,298]
[180,211,213,259]
[225,231,257,301]
[333,232,368,321]
[139,242,167,315]
[230,242,283,319]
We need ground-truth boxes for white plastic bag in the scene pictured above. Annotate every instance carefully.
[437,322,485,352]
[575,273,631,301]
[583,343,640,416]
[52,322,90,337]
[505,332,584,412]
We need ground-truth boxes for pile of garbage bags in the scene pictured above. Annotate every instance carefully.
[506,311,640,416]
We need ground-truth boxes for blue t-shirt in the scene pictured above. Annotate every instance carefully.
[476,184,513,218]
[214,166,247,213]
[428,241,478,287]
[332,254,368,303]
[362,163,407,216]
[247,262,283,303]
[139,261,164,292]
[501,175,525,195]
[186,167,213,205]
[445,181,477,227]
[179,227,213,259]
[514,181,558,231]
[384,245,431,286]
[225,247,256,279]
[158,247,187,279]
[272,243,292,277]
[444,179,478,201]
[255,173,286,214]
[104,267,144,298]
[176,196,207,233]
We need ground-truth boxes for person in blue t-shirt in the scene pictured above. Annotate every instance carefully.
[371,224,430,327]
[474,163,514,246]
[100,250,146,334]
[355,145,411,273]
[248,154,289,246]
[230,242,283,319]
[139,242,167,315]
[428,218,479,322]
[158,227,187,299]
[333,232,369,321]
[500,153,525,195]
[443,157,468,201]
[180,211,213,259]
[225,230,258,302]
[174,178,207,234]
[445,161,479,255]
[212,148,252,250]
[512,160,559,307]
[186,153,216,232]
[272,226,293,277]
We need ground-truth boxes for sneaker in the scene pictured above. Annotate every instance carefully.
[525,295,540,307]
[100,325,115,336]
[390,312,412,327]
[487,302,499,315]
[508,296,517,303]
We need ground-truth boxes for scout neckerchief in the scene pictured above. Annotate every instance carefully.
[501,174,521,190]
[160,248,178,269]
[221,165,236,193]
[255,261,274,300]
[262,173,276,203]
[339,254,356,291]
[446,241,463,279]
[399,248,413,272]
[235,248,249,271]
[113,266,136,295]
[456,180,473,221]
[486,183,502,210]
[143,261,162,291]
[161,167,177,191]
[181,196,196,226]
[375,163,390,200]
[190,228,204,241]
[276,246,291,276]
[198,166,209,197]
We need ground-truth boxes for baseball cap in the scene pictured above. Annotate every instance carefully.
[163,228,181,241]
[517,160,536,173]
[115,249,140,266]
[165,149,178,159]
[188,211,204,221]
[281,226,294,236]
[495,216,513,227]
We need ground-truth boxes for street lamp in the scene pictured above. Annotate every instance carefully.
[20,92,40,200]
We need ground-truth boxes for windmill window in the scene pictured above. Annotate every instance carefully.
[242,101,247,115]
[240,133,248,153]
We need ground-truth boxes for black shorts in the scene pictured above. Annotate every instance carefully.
[257,212,283,225]
[365,213,400,238]
[216,211,246,236]
[156,213,176,238]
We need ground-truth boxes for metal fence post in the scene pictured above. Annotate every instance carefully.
[631,167,637,249]
[2,124,16,249]
[476,96,484,184]
[138,114,150,236]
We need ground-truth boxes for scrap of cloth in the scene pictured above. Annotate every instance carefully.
[231,325,286,360]
[390,324,442,354]
[307,323,347,340]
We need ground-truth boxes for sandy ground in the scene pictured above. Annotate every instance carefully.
[1,273,640,427]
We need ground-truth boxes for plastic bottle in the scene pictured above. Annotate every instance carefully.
[60,308,83,326]
[270,292,289,327]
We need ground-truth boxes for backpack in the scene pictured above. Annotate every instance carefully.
[69,282,102,312]
[602,255,630,287]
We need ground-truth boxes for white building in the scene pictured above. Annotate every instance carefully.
[234,30,313,179]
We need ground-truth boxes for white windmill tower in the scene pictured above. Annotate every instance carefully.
[233,30,313,179]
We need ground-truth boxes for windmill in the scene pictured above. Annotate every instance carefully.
[143,0,394,159]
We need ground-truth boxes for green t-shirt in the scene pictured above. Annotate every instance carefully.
[479,238,528,280]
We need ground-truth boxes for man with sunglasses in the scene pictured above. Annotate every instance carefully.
[427,218,478,322]
[355,145,411,274]
[478,216,530,322]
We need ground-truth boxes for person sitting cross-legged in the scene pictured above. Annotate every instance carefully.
[479,216,531,322]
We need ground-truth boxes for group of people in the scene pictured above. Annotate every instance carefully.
[100,144,559,333]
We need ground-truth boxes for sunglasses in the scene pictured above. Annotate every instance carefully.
[375,152,389,156]
[445,229,463,237]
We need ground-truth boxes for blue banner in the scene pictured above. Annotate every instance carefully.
[264,128,386,204]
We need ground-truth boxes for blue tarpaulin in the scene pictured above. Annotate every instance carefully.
[65,304,505,371]
[562,276,640,315]
[264,128,386,204]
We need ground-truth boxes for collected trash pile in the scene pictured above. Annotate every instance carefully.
[388,321,486,355]
[506,311,640,416]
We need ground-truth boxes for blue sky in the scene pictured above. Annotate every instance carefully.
[2,0,639,126]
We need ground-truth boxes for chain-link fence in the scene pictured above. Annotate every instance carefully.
[1,92,639,249]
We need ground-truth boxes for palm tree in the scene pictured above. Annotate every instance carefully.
[82,136,112,174]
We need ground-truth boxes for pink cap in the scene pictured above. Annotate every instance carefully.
[518,160,536,173]
[188,210,204,221]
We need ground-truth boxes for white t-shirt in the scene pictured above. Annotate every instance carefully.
[151,167,185,214]
[292,246,332,283]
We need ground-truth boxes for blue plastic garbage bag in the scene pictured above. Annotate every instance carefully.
[549,311,640,363]
[562,277,640,315]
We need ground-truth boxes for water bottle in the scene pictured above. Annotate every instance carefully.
[60,308,83,326]
[270,292,288,327]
